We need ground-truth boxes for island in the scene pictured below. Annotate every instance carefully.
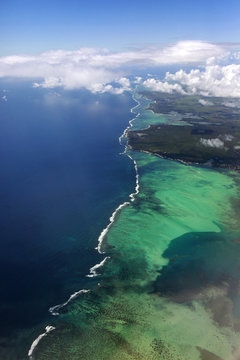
[127,92,240,171]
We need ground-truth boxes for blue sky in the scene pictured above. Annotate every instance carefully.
[0,0,240,55]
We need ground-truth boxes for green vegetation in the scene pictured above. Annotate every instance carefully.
[34,92,240,360]
[128,92,240,170]
[140,91,240,125]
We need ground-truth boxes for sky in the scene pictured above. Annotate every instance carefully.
[0,0,240,55]
[0,0,240,99]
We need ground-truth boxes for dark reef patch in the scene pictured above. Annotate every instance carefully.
[197,347,224,360]
[154,231,240,330]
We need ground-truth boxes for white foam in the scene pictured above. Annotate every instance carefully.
[49,289,90,316]
[96,93,141,254]
[123,94,141,201]
[128,156,140,201]
[118,94,141,147]
[28,326,55,359]
[86,256,110,277]
[96,201,130,254]
[32,91,142,358]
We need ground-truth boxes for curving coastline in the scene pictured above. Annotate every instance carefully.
[28,90,240,360]
[27,91,141,360]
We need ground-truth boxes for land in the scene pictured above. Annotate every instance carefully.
[127,92,240,171]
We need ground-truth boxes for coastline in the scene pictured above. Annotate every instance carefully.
[127,92,240,173]
[27,89,240,360]
[95,92,142,253]
[27,90,141,360]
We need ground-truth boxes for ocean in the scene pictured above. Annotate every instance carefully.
[0,79,136,359]
[1,78,240,360]
[31,91,240,360]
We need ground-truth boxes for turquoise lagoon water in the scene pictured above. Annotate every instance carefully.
[32,92,240,360]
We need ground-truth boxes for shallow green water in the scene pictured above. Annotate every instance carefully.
[130,93,189,130]
[34,94,240,360]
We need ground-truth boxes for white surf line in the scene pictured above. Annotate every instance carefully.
[96,92,142,254]
[28,326,56,360]
[86,256,111,277]
[96,201,130,254]
[49,289,90,316]
[121,93,141,201]
[48,92,140,317]
[28,91,142,360]
[119,94,141,146]
[127,155,140,201]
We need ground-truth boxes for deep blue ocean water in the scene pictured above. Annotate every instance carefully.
[0,79,136,359]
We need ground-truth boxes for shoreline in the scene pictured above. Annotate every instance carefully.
[26,90,240,360]
[128,139,240,173]
[127,92,240,173]
[27,90,141,360]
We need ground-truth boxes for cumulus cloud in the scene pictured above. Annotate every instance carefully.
[165,63,240,97]
[143,78,186,94]
[145,62,240,98]
[143,49,240,98]
[198,99,213,106]
[200,138,225,148]
[1,95,7,102]
[223,100,240,108]
[133,76,142,84]
[222,134,234,141]
[0,41,228,93]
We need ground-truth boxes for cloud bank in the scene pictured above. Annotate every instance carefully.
[144,53,240,98]
[165,64,240,97]
[0,41,228,93]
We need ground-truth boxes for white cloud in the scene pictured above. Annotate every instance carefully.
[0,41,228,93]
[198,99,213,106]
[142,48,240,98]
[222,134,234,141]
[1,95,7,102]
[200,138,225,148]
[134,76,142,84]
[142,49,240,98]
[143,78,186,94]
[223,100,240,108]
[117,77,131,89]
[165,62,240,98]
[152,41,225,64]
